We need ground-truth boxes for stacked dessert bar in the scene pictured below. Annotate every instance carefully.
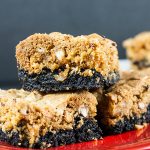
[0,32,150,149]
[0,32,120,148]
[16,32,119,92]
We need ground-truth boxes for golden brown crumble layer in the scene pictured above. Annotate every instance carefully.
[123,32,150,62]
[16,32,119,76]
[0,89,97,145]
[97,69,150,126]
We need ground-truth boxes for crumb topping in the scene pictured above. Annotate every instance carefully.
[123,32,150,62]
[16,32,119,76]
[0,89,97,145]
[98,69,150,126]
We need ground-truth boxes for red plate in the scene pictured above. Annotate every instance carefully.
[0,125,150,150]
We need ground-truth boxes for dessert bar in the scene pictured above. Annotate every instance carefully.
[0,89,102,148]
[97,69,150,134]
[123,32,150,69]
[16,32,119,92]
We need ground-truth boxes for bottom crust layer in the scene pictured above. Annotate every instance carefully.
[100,105,150,135]
[0,117,102,149]
[18,68,120,93]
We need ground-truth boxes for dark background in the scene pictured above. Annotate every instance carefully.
[0,0,150,88]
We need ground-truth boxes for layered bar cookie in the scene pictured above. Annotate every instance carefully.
[0,89,102,149]
[97,69,150,135]
[123,32,150,69]
[16,32,120,92]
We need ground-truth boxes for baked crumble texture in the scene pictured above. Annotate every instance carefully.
[97,69,150,134]
[16,32,119,92]
[0,89,102,148]
[123,32,150,69]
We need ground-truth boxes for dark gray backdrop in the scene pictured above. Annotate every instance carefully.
[0,0,150,88]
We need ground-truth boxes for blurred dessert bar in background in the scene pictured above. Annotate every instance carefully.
[123,32,150,69]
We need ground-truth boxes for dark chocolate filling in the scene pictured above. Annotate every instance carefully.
[0,116,102,149]
[18,68,120,93]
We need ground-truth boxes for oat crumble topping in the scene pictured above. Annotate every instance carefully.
[16,32,119,77]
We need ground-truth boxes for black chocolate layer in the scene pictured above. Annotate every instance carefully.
[18,68,120,93]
